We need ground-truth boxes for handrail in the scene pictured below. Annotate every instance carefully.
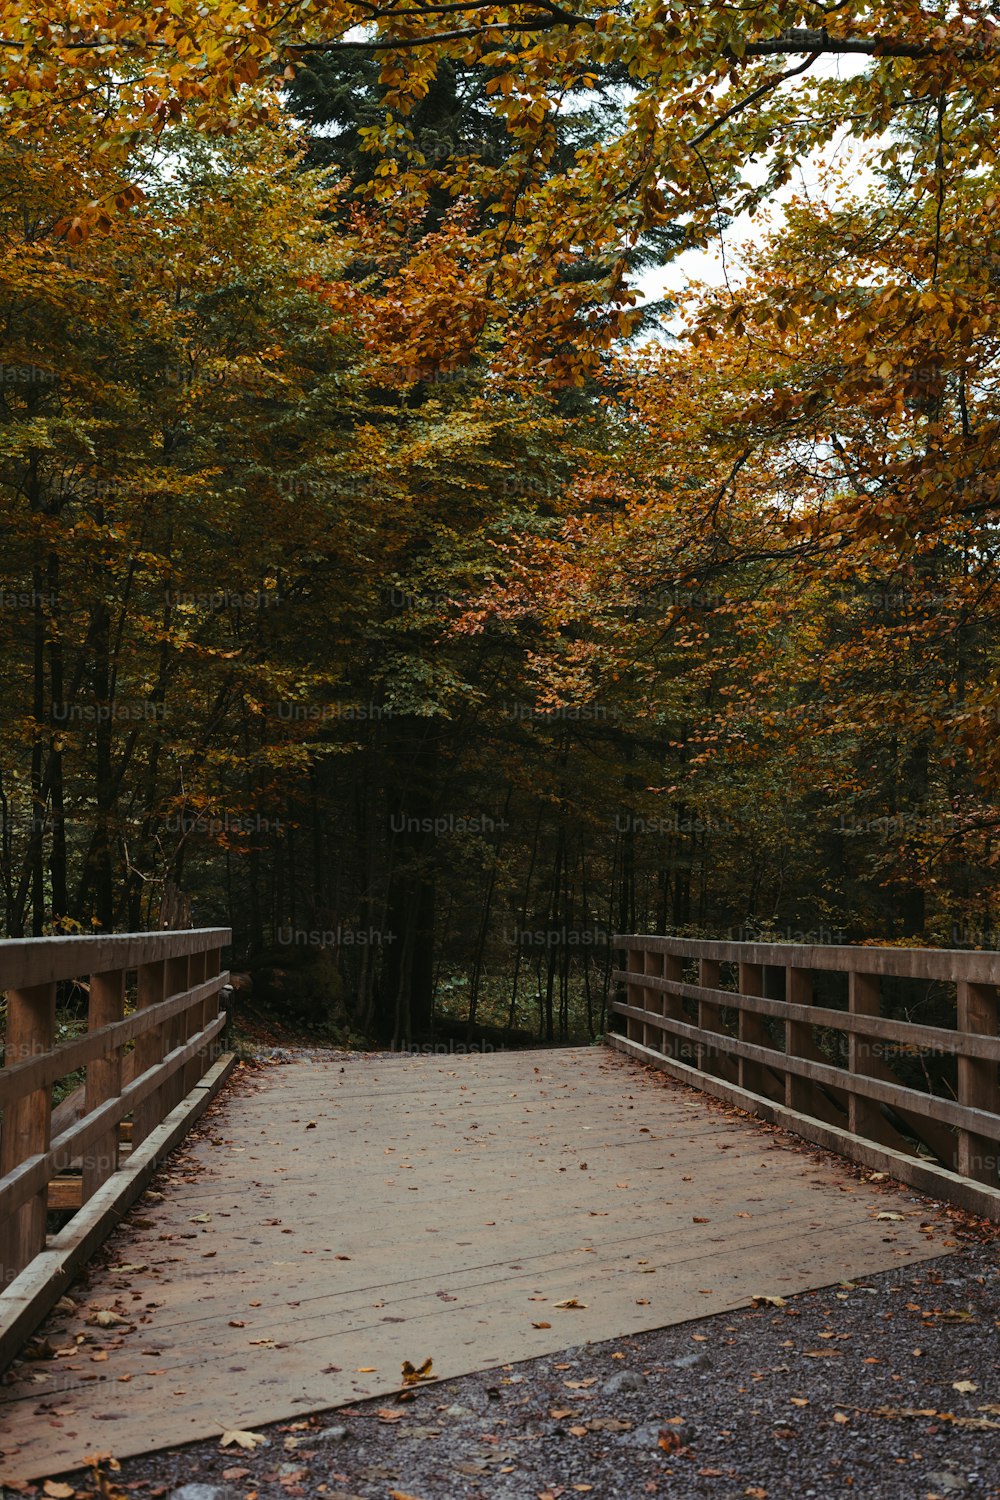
[0,927,232,1287]
[610,932,1000,1220]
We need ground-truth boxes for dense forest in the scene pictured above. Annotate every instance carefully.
[2,0,999,1044]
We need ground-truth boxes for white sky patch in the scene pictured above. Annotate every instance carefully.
[636,51,879,321]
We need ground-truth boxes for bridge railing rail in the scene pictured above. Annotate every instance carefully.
[0,927,232,1301]
[611,933,1000,1220]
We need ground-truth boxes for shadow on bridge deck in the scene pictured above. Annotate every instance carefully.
[0,1046,957,1481]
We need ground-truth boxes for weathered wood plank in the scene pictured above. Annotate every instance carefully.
[612,933,1000,984]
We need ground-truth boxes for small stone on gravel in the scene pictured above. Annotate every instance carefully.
[313,1424,350,1442]
[673,1349,712,1371]
[602,1368,646,1394]
[167,1487,241,1500]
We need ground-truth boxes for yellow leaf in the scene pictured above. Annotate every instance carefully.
[43,1485,75,1499]
[219,1429,267,1450]
[554,1298,587,1309]
[401,1357,434,1384]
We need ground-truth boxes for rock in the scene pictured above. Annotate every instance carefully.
[314,1424,350,1442]
[167,1487,241,1500]
[444,1402,476,1418]
[603,1369,646,1395]
[619,1419,695,1449]
[925,1475,969,1494]
[673,1350,712,1372]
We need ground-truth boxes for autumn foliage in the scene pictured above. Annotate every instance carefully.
[2,1,999,1039]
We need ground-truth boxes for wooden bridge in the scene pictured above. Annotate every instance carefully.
[0,929,998,1482]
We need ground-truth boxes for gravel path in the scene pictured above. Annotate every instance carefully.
[32,1237,1000,1500]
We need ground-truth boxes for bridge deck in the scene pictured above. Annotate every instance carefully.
[0,1046,956,1482]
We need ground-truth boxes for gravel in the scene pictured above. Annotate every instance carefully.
[43,1238,1000,1500]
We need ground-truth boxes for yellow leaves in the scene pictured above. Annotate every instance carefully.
[401,1357,434,1384]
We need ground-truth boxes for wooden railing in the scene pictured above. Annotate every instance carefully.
[0,928,232,1313]
[611,934,1000,1220]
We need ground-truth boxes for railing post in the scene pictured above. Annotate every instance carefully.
[82,968,125,1201]
[182,947,208,1094]
[738,961,770,1094]
[642,949,664,1049]
[697,958,722,1076]
[957,979,1000,1185]
[132,959,166,1146]
[163,951,191,1113]
[0,982,56,1283]
[205,945,223,1062]
[625,945,645,1042]
[848,971,883,1140]
[784,966,813,1110]
[663,954,685,1062]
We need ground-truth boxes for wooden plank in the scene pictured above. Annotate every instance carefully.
[697,957,724,1077]
[613,933,1000,985]
[162,953,191,1118]
[0,1047,954,1482]
[642,948,663,1050]
[0,1015,225,1227]
[132,959,166,1148]
[957,979,1000,1185]
[0,984,56,1284]
[612,1000,1000,1141]
[0,1053,236,1383]
[611,968,1000,1061]
[46,1177,82,1212]
[610,1033,1000,1221]
[738,961,776,1097]
[0,929,230,991]
[82,968,125,1202]
[0,974,227,1111]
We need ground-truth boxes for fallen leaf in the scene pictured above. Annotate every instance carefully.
[876,1212,905,1222]
[189,1213,212,1224]
[220,1429,267,1450]
[554,1298,587,1310]
[401,1358,434,1385]
[378,1408,404,1422]
[833,1412,849,1424]
[531,1321,552,1329]
[953,1380,979,1394]
[790,1398,810,1407]
[752,1295,787,1308]
[87,1310,129,1328]
[43,1484,75,1498]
